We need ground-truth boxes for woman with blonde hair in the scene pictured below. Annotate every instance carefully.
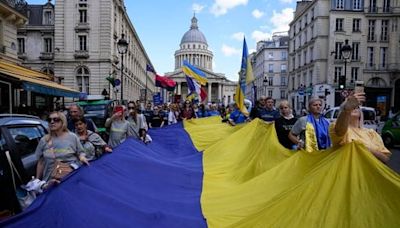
[331,92,390,163]
[275,100,298,149]
[35,111,89,183]
[289,97,331,152]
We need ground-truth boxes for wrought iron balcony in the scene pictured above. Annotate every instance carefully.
[74,50,89,59]
[39,52,54,60]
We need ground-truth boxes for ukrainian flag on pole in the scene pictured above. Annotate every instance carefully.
[182,60,208,86]
[235,37,254,116]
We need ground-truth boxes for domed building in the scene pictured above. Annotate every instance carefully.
[165,16,236,105]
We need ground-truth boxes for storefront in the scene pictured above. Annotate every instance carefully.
[0,60,80,115]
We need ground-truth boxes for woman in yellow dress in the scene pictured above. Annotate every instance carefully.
[330,92,391,163]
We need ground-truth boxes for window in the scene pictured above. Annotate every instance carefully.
[292,57,295,70]
[309,70,313,86]
[268,77,273,86]
[44,38,52,53]
[79,9,87,23]
[281,51,287,60]
[336,18,344,31]
[44,11,52,25]
[281,76,286,86]
[353,19,361,32]
[281,64,287,73]
[335,42,343,59]
[380,47,387,68]
[324,110,333,119]
[311,8,315,20]
[369,0,377,12]
[351,42,359,60]
[381,20,389,41]
[383,0,391,12]
[367,47,374,67]
[351,67,359,82]
[297,53,301,67]
[268,64,274,73]
[336,0,344,9]
[280,90,286,99]
[304,14,308,25]
[334,67,342,82]
[353,0,361,10]
[268,90,273,97]
[9,126,46,157]
[303,50,307,65]
[268,52,273,59]
[292,77,295,90]
[310,47,314,61]
[79,35,87,51]
[76,67,90,93]
[310,25,314,39]
[368,20,376,41]
[17,38,25,53]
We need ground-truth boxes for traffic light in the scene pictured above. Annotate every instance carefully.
[324,88,330,96]
[338,76,346,90]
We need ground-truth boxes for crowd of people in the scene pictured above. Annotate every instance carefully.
[1,91,392,218]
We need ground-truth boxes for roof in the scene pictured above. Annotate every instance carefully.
[180,16,207,45]
[0,114,46,126]
[27,5,43,26]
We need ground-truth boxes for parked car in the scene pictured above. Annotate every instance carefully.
[323,106,378,131]
[0,114,48,217]
[381,112,400,147]
[0,114,48,177]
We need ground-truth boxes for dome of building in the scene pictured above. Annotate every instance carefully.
[180,16,207,45]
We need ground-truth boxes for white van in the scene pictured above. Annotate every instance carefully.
[323,106,378,131]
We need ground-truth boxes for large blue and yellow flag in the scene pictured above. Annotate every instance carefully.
[182,60,208,86]
[2,118,400,228]
[235,37,254,116]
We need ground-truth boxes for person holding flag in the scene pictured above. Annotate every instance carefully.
[235,37,254,117]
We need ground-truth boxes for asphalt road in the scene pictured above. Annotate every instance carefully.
[388,146,400,173]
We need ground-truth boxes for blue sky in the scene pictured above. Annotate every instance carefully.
[29,0,296,81]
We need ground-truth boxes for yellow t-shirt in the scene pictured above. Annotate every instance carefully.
[329,123,391,155]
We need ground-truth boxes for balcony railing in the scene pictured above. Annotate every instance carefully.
[74,50,89,59]
[17,52,26,59]
[39,52,54,60]
[0,0,28,16]
[365,6,397,14]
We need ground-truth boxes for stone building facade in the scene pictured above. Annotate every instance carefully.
[251,33,289,104]
[18,0,155,102]
[165,16,236,105]
[289,0,400,114]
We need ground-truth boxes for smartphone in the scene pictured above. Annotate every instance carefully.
[354,81,364,93]
[114,106,123,114]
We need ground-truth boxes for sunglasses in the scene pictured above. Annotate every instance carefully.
[128,107,135,110]
[47,117,61,123]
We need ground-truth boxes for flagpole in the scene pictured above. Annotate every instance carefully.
[145,71,148,103]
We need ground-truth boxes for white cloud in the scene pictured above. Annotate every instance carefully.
[192,3,205,13]
[252,9,264,19]
[221,44,241,56]
[210,0,248,16]
[279,0,293,3]
[231,32,245,41]
[270,8,294,33]
[251,30,272,42]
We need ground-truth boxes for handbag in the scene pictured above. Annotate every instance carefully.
[5,151,36,210]
[48,138,73,181]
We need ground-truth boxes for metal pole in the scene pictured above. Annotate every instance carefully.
[344,59,347,89]
[120,54,124,103]
[145,70,148,103]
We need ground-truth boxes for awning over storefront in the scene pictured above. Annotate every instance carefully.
[0,61,81,98]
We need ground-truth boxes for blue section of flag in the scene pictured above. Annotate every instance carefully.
[1,123,206,228]
[146,63,156,73]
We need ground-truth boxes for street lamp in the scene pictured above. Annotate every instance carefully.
[339,39,352,90]
[117,33,128,103]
